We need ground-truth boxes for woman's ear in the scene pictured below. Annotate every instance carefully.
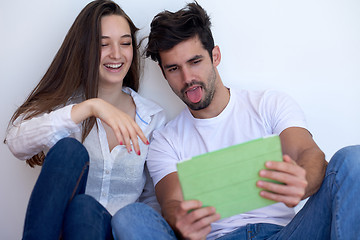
[212,45,221,67]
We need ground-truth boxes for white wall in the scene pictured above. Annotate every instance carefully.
[1,0,359,238]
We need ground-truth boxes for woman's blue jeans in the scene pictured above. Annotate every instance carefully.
[112,145,360,240]
[22,137,112,240]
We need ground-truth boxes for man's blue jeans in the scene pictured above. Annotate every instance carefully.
[112,145,360,239]
[22,138,112,240]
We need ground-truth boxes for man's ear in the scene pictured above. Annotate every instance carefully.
[212,45,221,67]
[158,64,167,79]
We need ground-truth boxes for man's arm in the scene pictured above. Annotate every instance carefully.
[257,127,327,207]
[280,127,327,197]
[155,172,220,240]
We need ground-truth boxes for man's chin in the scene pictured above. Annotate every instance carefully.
[181,93,212,111]
[186,101,209,111]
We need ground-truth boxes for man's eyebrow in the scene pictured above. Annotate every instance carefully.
[188,55,203,63]
[164,55,204,69]
[163,63,177,70]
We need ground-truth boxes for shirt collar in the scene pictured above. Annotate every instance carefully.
[122,87,163,125]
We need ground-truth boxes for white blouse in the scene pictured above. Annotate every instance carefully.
[6,87,167,215]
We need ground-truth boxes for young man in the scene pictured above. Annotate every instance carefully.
[111,2,360,239]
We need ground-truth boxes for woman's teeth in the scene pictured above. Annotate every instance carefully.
[105,63,122,69]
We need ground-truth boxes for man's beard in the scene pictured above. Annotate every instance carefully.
[179,68,216,111]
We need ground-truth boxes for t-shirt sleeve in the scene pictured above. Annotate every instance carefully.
[261,90,308,135]
[146,128,179,186]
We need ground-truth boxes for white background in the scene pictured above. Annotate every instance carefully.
[1,0,359,238]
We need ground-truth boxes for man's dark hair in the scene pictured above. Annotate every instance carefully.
[145,1,214,67]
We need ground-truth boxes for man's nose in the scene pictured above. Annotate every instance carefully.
[181,66,193,84]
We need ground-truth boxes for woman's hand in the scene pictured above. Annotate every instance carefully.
[71,98,148,154]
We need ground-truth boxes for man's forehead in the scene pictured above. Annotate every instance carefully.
[160,37,206,65]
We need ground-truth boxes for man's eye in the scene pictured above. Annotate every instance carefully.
[193,59,201,64]
[168,67,178,72]
[121,42,132,46]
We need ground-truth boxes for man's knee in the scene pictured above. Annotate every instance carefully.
[112,203,175,240]
[112,203,155,226]
[329,145,360,173]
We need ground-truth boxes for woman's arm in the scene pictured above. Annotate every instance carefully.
[72,98,148,154]
[6,105,79,160]
[6,98,148,160]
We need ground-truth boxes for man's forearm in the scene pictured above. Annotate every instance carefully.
[161,199,181,230]
[297,147,327,198]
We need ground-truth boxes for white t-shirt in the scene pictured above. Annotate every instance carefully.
[146,88,308,239]
[6,87,167,215]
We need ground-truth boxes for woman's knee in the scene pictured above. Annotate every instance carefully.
[44,137,89,169]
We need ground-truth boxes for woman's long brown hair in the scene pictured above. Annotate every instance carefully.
[5,0,140,167]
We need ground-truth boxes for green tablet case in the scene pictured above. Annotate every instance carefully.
[177,135,282,219]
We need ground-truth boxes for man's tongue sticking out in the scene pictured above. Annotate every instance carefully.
[186,86,203,103]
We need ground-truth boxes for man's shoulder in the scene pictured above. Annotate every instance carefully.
[159,108,189,132]
[149,108,190,152]
[231,88,287,103]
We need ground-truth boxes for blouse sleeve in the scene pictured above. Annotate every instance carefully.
[5,104,81,160]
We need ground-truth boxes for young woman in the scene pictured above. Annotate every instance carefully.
[4,0,166,239]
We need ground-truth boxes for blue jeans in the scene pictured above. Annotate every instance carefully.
[22,137,113,240]
[112,145,360,239]
[112,202,177,240]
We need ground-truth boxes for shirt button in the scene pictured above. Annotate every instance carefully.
[102,193,106,197]
[105,170,110,174]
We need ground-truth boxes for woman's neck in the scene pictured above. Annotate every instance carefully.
[98,83,124,101]
[98,85,134,112]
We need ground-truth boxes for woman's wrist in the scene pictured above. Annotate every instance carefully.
[71,98,99,124]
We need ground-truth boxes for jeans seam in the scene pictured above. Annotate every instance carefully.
[247,224,255,239]
[327,171,341,239]
[69,162,89,202]
[281,197,315,239]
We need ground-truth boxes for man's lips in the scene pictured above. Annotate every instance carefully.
[185,86,199,92]
[185,86,203,103]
